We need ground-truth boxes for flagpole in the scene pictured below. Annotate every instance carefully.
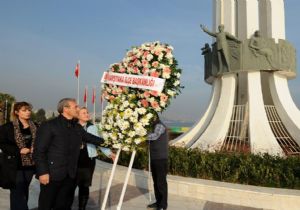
[85,85,88,108]
[77,60,80,104]
[93,86,96,124]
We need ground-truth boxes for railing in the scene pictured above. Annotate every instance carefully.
[265,105,300,156]
[221,105,250,153]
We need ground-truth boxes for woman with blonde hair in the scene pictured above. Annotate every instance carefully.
[74,107,114,210]
[0,101,37,210]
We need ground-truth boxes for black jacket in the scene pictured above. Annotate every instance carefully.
[33,115,104,181]
[0,122,36,189]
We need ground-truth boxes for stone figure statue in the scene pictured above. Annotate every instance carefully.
[200,24,241,72]
[249,30,274,68]
[201,43,212,78]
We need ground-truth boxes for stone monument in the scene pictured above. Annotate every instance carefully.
[171,0,300,156]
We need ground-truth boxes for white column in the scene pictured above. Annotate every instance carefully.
[236,0,259,105]
[248,72,284,156]
[270,0,285,40]
[170,79,221,147]
[213,0,222,32]
[191,74,236,151]
[259,0,285,41]
[269,73,300,146]
[236,0,259,40]
[223,0,236,35]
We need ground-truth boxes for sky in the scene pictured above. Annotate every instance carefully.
[0,0,300,123]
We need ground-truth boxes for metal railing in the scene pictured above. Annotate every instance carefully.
[265,105,300,156]
[221,105,250,153]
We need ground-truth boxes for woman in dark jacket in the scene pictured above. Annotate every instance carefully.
[74,107,114,210]
[0,102,37,210]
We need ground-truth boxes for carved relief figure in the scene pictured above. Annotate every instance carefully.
[249,30,274,68]
[200,24,241,72]
[201,43,212,75]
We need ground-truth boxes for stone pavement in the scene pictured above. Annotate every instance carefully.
[0,178,262,210]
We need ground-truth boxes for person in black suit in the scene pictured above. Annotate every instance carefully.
[0,101,37,210]
[33,98,104,210]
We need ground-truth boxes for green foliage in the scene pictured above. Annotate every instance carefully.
[98,146,300,189]
[0,92,16,124]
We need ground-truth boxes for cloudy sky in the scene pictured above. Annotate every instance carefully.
[0,0,300,123]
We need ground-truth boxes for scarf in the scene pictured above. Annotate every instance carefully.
[13,120,37,166]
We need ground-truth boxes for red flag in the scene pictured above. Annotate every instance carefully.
[83,87,87,103]
[92,88,96,104]
[75,63,80,78]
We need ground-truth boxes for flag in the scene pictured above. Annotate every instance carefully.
[75,62,80,78]
[83,87,87,103]
[92,87,96,104]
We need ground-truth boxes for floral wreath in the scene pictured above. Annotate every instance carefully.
[101,41,183,150]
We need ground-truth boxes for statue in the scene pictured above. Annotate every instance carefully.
[200,24,241,72]
[201,43,212,79]
[248,30,274,68]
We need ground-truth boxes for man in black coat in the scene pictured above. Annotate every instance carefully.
[33,98,104,210]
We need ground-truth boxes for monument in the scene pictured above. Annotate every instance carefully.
[171,0,300,156]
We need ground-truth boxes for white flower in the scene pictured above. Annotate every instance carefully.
[123,101,129,108]
[140,117,150,126]
[176,72,181,78]
[162,72,171,79]
[134,138,142,145]
[109,133,118,141]
[160,101,166,107]
[174,80,180,86]
[166,53,173,59]
[167,89,175,97]
[137,107,147,115]
[128,131,136,137]
[129,116,138,123]
[102,132,109,140]
[122,146,130,151]
[124,108,133,119]
[146,113,153,120]
[125,138,133,143]
[105,124,112,130]
[113,143,122,149]
[146,54,154,61]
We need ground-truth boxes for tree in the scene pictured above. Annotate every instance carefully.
[35,109,47,123]
[0,93,16,125]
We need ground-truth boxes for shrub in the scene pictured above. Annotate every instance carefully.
[98,146,300,189]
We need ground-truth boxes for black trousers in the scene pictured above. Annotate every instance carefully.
[10,169,34,210]
[151,159,168,209]
[38,176,76,210]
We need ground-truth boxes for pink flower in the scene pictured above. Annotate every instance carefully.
[142,60,149,67]
[151,101,159,109]
[160,94,168,102]
[150,90,158,97]
[119,68,126,73]
[109,96,115,101]
[141,99,149,108]
[152,61,159,68]
[143,51,149,57]
[144,91,151,98]
[150,71,159,77]
[133,67,139,74]
[142,68,149,74]
[163,67,171,74]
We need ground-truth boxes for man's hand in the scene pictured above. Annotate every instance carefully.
[200,24,206,31]
[20,148,31,155]
[39,174,50,185]
[110,153,116,162]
